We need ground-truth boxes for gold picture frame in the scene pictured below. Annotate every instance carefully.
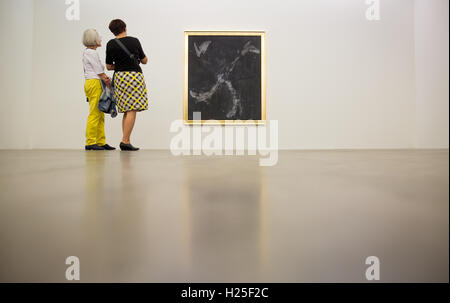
[183,31,266,125]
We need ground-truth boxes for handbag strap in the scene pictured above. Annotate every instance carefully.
[114,38,140,66]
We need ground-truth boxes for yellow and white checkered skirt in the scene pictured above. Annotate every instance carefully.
[113,71,149,113]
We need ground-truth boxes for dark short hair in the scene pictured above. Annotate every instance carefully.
[109,19,126,36]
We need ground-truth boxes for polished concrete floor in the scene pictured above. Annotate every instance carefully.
[0,150,448,282]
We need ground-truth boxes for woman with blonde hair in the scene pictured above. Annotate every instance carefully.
[82,28,115,150]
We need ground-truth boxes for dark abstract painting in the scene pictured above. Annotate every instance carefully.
[184,32,265,123]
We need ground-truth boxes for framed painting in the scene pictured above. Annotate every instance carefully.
[184,31,266,124]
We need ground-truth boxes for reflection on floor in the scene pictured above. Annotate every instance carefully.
[0,150,448,282]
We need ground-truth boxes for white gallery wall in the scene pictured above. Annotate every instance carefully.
[0,0,448,149]
[414,0,449,148]
[0,0,34,149]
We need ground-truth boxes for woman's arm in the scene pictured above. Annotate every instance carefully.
[136,39,148,65]
[98,73,111,88]
[106,64,115,71]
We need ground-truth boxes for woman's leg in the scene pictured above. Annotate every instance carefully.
[122,110,137,144]
[96,113,106,146]
[85,79,103,146]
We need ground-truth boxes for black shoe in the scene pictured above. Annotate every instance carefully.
[120,142,140,151]
[85,144,105,150]
[99,144,116,150]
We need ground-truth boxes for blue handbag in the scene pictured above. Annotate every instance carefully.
[98,78,117,118]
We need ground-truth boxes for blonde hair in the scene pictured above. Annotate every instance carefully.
[82,29,101,47]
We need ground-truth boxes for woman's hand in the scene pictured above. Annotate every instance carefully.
[98,73,112,88]
[104,77,112,88]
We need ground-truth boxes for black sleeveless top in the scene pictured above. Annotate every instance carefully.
[105,36,146,73]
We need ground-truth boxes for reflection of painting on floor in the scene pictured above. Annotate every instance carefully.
[186,33,264,121]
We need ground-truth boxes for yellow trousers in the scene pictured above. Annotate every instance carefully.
[84,79,106,146]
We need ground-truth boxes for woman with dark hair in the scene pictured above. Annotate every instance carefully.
[106,19,149,151]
